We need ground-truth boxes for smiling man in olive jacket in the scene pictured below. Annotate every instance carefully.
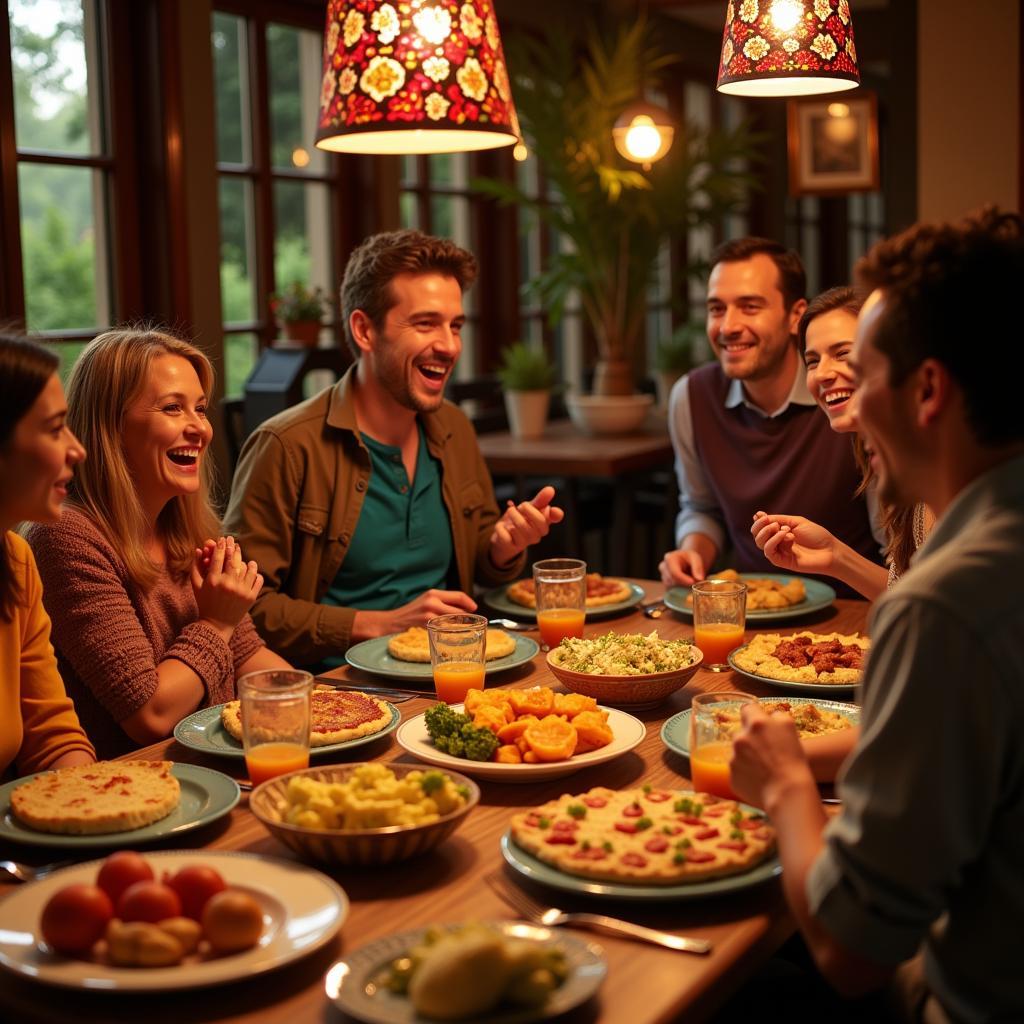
[223,230,562,669]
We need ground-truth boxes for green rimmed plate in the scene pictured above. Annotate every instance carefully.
[483,581,645,621]
[0,763,239,849]
[346,633,539,680]
[728,645,860,696]
[665,574,836,621]
[660,697,860,759]
[173,700,401,760]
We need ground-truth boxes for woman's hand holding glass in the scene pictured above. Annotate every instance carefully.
[191,535,263,638]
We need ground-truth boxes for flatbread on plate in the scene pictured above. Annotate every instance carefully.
[506,573,633,609]
[386,626,515,663]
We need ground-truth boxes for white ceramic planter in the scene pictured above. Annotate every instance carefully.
[504,389,550,439]
[565,393,654,435]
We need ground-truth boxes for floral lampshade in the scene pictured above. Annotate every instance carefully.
[717,0,860,98]
[315,0,519,155]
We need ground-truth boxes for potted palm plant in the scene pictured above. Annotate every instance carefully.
[495,341,557,439]
[475,16,758,404]
[269,282,330,347]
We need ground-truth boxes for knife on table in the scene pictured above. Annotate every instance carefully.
[313,676,433,701]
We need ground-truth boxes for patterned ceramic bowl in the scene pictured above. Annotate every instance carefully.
[249,762,479,865]
[546,647,703,708]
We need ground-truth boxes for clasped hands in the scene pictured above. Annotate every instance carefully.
[190,535,263,635]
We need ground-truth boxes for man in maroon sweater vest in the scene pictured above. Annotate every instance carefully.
[659,238,881,594]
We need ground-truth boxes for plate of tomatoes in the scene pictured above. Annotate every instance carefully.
[0,849,348,990]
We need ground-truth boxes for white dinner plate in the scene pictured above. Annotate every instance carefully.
[0,763,239,849]
[346,634,539,679]
[325,919,606,1024]
[0,850,348,991]
[664,573,836,621]
[173,701,401,760]
[396,704,646,783]
[660,697,861,759]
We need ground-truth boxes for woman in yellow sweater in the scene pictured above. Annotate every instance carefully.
[0,335,94,778]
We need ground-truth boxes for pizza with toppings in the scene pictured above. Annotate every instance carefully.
[506,573,633,609]
[510,785,775,884]
[220,689,393,747]
[10,761,181,835]
[732,631,869,684]
[386,626,516,663]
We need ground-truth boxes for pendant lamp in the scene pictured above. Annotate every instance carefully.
[315,1,519,155]
[716,0,860,98]
[612,101,675,170]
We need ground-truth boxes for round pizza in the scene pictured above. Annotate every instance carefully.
[510,785,775,885]
[386,626,516,663]
[11,761,181,835]
[682,569,807,610]
[220,689,393,747]
[506,573,633,609]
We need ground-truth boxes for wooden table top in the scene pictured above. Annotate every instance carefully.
[0,582,868,1024]
[476,419,673,477]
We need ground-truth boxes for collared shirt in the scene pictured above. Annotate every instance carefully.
[807,453,1024,1023]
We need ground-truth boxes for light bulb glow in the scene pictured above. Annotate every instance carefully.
[770,0,803,32]
[512,140,528,162]
[624,117,661,161]
[827,102,851,118]
[291,146,310,168]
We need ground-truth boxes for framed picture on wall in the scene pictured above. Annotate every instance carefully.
[787,92,880,196]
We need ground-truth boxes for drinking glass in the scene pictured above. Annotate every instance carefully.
[427,613,488,704]
[238,669,313,786]
[689,691,756,800]
[533,558,586,651]
[691,579,747,671]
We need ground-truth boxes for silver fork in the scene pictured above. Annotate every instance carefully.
[485,871,712,955]
[0,859,74,883]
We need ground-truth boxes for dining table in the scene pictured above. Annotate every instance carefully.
[0,581,869,1024]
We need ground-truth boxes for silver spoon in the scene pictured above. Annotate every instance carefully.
[0,859,74,883]
[642,601,667,619]
[488,617,535,631]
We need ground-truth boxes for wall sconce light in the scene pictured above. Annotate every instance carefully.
[717,0,860,98]
[612,101,675,170]
[315,0,519,155]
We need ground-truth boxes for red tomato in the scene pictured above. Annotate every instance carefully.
[40,884,114,955]
[96,850,154,906]
[165,865,227,921]
[117,880,182,923]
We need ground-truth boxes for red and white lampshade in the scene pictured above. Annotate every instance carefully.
[315,0,519,155]
[716,0,860,98]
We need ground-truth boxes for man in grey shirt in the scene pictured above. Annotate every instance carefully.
[731,207,1024,1022]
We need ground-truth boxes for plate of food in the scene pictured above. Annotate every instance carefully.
[346,629,539,679]
[174,691,401,760]
[660,697,860,759]
[664,570,836,621]
[0,761,240,849]
[0,849,348,991]
[500,784,780,900]
[325,920,606,1024]
[484,573,644,620]
[396,688,646,783]
[728,630,869,695]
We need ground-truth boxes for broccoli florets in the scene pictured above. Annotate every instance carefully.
[426,702,500,762]
[459,725,500,762]
[424,702,470,740]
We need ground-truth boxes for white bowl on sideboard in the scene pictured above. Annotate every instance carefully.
[565,393,655,435]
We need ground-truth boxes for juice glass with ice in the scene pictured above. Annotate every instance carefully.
[533,558,586,651]
[427,613,488,704]
[238,669,312,786]
[689,691,756,801]
[691,579,747,671]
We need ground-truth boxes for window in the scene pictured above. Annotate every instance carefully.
[212,7,345,398]
[1,0,115,367]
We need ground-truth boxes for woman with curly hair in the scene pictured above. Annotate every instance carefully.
[0,334,94,778]
[26,328,289,758]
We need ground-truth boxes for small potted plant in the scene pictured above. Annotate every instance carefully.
[653,321,701,408]
[269,282,329,347]
[495,341,558,439]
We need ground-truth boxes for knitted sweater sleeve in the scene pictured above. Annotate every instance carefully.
[26,512,233,722]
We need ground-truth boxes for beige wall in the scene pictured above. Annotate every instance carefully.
[918,0,1020,220]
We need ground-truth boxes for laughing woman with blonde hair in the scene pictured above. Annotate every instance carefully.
[26,328,289,758]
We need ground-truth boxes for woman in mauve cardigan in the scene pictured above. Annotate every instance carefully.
[0,335,94,779]
[27,329,290,759]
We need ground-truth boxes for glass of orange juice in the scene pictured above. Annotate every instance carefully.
[689,691,756,800]
[691,579,747,671]
[533,558,586,651]
[238,669,313,787]
[427,613,488,705]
